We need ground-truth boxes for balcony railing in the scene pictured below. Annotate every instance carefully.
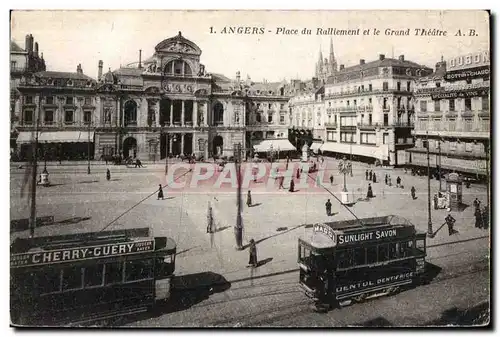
[325,122,338,128]
[393,121,415,127]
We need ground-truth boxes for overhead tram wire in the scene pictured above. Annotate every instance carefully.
[305,171,364,226]
[98,168,192,233]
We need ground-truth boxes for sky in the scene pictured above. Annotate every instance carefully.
[11,10,489,82]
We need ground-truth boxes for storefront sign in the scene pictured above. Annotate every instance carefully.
[444,66,490,82]
[431,88,489,100]
[448,51,490,71]
[10,240,155,268]
[336,272,414,294]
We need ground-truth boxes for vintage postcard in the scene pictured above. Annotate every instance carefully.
[9,10,490,327]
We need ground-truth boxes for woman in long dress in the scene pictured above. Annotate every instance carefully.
[248,239,258,267]
[367,183,374,198]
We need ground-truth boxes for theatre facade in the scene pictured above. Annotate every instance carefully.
[14,32,294,161]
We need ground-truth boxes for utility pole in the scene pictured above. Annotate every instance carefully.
[234,143,243,249]
[29,117,40,238]
[426,131,434,237]
[438,137,442,191]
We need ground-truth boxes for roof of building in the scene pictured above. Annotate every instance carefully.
[113,67,144,77]
[11,41,26,53]
[34,71,95,81]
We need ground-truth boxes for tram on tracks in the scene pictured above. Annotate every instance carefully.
[10,227,176,326]
[298,215,427,312]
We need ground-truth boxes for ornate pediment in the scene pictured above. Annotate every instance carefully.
[145,86,162,95]
[96,83,116,93]
[155,31,202,56]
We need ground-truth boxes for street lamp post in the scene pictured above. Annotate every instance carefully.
[426,131,434,237]
[339,156,349,193]
[87,120,91,174]
[438,135,442,191]
[234,143,243,250]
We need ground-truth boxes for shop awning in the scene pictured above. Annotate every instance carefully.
[17,131,95,143]
[16,132,36,143]
[253,139,296,152]
[320,142,339,153]
[310,142,323,153]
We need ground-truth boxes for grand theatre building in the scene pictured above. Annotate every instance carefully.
[15,32,294,161]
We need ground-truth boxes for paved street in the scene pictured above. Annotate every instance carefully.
[10,157,490,326]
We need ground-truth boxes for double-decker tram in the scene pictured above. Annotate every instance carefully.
[298,215,427,312]
[10,227,176,326]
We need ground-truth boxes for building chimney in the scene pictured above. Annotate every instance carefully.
[34,42,39,57]
[339,64,345,70]
[98,60,103,79]
[25,34,30,52]
[379,54,385,61]
[138,50,142,69]
[29,34,34,52]
[236,71,241,83]
[360,59,365,65]
[77,64,83,74]
[398,54,405,61]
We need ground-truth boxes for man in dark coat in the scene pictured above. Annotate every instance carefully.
[367,183,374,198]
[106,168,111,181]
[446,214,456,236]
[289,179,295,192]
[325,199,332,216]
[330,174,334,185]
[296,168,300,179]
[411,186,416,200]
[474,207,483,228]
[247,190,252,207]
[385,174,388,185]
[365,170,369,180]
[369,170,373,181]
[157,184,164,200]
[372,173,377,183]
[396,176,401,188]
[248,239,258,267]
[473,198,481,211]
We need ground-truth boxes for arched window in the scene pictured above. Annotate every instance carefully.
[124,100,137,126]
[213,102,224,126]
[164,60,192,76]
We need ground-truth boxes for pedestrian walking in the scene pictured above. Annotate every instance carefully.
[296,168,300,179]
[481,205,489,230]
[411,186,416,200]
[278,176,285,189]
[106,168,111,181]
[253,172,257,183]
[396,176,401,188]
[325,199,332,216]
[369,170,373,181]
[372,173,377,183]
[385,174,388,185]
[367,183,374,198]
[365,170,369,180]
[445,214,456,236]
[473,198,481,210]
[330,174,334,185]
[248,239,258,267]
[157,184,164,200]
[474,207,483,229]
[207,202,214,233]
[247,190,252,207]
[388,176,392,187]
[289,179,295,192]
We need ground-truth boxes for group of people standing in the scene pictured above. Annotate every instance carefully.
[473,198,489,230]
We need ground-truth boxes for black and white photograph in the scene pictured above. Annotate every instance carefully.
[8,9,491,327]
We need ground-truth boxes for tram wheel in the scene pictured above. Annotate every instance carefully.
[354,294,367,302]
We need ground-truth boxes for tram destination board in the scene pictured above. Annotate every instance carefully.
[313,223,415,246]
[10,239,155,268]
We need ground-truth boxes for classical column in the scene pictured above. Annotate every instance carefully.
[154,100,160,127]
[193,100,198,127]
[181,100,185,126]
[192,132,196,154]
[182,62,185,76]
[204,102,208,127]
[181,133,185,155]
[170,102,174,126]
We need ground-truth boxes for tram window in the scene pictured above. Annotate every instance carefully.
[416,239,425,250]
[62,266,83,291]
[366,245,377,264]
[353,248,366,266]
[399,241,413,257]
[389,243,399,259]
[300,246,311,262]
[105,262,123,285]
[378,244,389,262]
[337,249,354,269]
[38,268,62,294]
[84,264,104,288]
[125,259,154,282]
